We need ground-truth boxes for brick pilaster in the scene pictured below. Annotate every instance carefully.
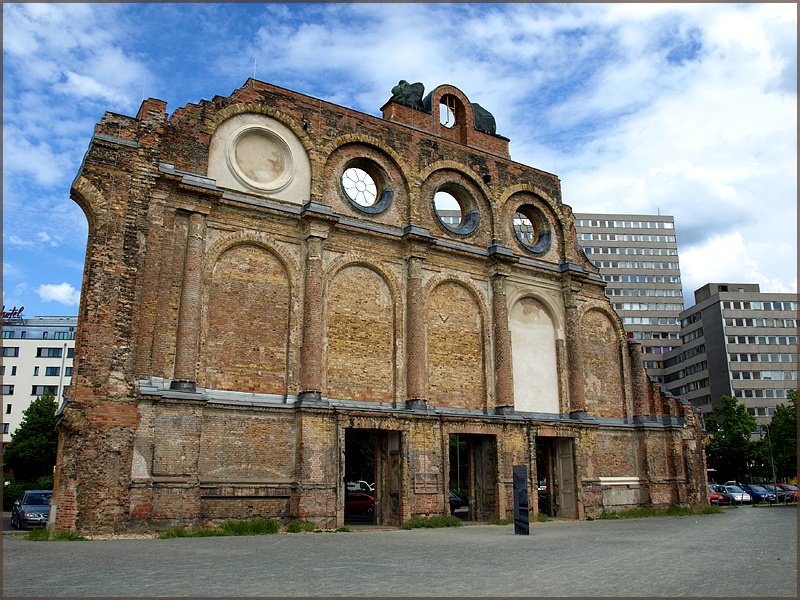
[628,341,651,421]
[406,253,427,408]
[491,270,515,413]
[171,211,205,391]
[564,286,586,417]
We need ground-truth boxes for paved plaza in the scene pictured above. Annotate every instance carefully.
[3,505,796,597]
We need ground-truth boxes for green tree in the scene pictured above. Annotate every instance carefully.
[762,389,797,481]
[3,392,59,483]
[704,395,757,483]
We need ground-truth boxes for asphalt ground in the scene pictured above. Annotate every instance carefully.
[2,504,796,598]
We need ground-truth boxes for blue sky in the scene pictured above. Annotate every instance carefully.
[3,3,797,318]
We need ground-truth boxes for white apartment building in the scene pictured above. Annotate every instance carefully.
[2,315,77,450]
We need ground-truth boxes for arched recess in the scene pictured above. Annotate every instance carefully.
[198,243,291,394]
[325,263,395,403]
[580,308,625,418]
[509,296,559,414]
[206,109,311,205]
[426,280,486,410]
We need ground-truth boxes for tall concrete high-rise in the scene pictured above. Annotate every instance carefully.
[664,283,798,428]
[574,214,683,383]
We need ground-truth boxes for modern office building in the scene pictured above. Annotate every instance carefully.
[1,315,77,450]
[663,283,798,428]
[574,214,684,383]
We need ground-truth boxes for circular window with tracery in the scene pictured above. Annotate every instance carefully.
[513,205,551,253]
[339,160,393,215]
[342,167,378,207]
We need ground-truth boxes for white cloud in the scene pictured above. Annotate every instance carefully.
[36,283,81,306]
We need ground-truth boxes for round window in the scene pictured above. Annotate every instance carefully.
[434,191,461,226]
[339,160,393,215]
[342,167,378,207]
[434,188,478,235]
[513,205,551,253]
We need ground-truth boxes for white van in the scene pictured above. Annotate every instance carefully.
[346,480,374,493]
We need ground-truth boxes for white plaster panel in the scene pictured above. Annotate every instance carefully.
[510,297,559,413]
[208,113,311,205]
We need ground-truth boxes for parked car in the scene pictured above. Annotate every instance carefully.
[346,480,374,493]
[723,485,752,504]
[761,484,795,503]
[740,484,776,504]
[11,490,53,529]
[345,493,374,515]
[776,483,800,501]
[449,491,465,514]
[708,484,732,506]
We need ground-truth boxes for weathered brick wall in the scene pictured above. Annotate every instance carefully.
[52,79,708,533]
[581,309,626,418]
[426,281,486,410]
[199,243,290,394]
[325,265,395,402]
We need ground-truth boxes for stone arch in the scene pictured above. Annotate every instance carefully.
[322,139,412,225]
[501,187,565,261]
[509,294,560,414]
[580,307,626,418]
[425,278,488,410]
[323,134,414,177]
[323,259,397,403]
[70,175,108,234]
[578,300,627,341]
[420,163,494,246]
[197,240,292,394]
[205,101,314,155]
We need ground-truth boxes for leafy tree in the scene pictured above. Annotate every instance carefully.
[704,395,757,483]
[3,392,59,483]
[762,389,797,481]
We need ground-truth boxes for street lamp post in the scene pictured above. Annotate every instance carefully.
[761,424,779,501]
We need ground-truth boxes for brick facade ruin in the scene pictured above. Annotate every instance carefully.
[52,79,708,533]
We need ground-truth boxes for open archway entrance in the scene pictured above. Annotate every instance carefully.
[536,437,578,519]
[448,433,497,521]
[343,428,402,526]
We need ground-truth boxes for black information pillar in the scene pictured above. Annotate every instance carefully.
[512,464,530,535]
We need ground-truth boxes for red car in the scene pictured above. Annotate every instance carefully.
[775,484,800,501]
[708,484,732,506]
[346,493,375,515]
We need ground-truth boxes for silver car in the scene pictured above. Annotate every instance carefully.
[11,490,52,529]
[723,485,752,504]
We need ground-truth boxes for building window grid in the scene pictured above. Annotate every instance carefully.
[576,219,674,229]
[725,318,798,328]
[606,288,683,297]
[578,233,677,243]
[727,335,798,345]
[596,261,680,270]
[735,389,791,400]
[723,301,798,311]
[603,275,681,284]
[732,370,797,381]
[613,303,684,312]
[585,247,679,256]
[729,353,798,363]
